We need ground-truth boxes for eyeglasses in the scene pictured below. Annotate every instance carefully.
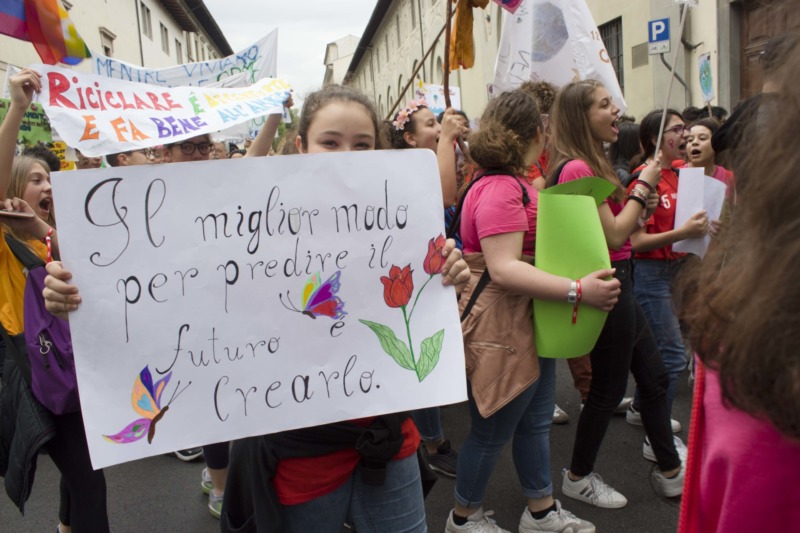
[178,141,213,156]
[663,124,688,135]
[133,148,156,159]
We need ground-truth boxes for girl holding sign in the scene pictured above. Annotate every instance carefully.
[446,89,620,533]
[626,110,710,440]
[43,83,471,533]
[0,69,107,533]
[548,80,684,508]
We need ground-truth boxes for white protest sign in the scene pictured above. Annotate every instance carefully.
[32,64,290,157]
[92,30,278,88]
[413,81,462,116]
[673,167,727,258]
[493,0,627,112]
[52,150,467,469]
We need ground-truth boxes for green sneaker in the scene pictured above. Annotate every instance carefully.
[201,467,213,495]
[209,490,223,519]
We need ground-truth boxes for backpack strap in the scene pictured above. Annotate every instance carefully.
[449,169,530,323]
[4,233,45,271]
[545,158,574,189]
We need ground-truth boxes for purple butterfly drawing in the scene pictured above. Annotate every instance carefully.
[103,366,191,444]
[279,271,347,320]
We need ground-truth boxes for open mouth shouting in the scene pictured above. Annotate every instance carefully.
[38,197,52,217]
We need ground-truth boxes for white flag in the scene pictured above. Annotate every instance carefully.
[493,0,627,112]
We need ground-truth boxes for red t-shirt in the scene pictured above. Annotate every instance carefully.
[273,417,419,505]
[629,166,686,261]
[557,160,631,262]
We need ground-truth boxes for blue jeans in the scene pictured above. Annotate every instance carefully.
[455,357,556,508]
[632,259,689,414]
[412,407,443,442]
[282,453,426,533]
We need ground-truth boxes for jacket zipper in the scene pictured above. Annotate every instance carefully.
[467,341,516,353]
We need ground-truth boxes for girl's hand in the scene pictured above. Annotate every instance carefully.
[8,68,41,110]
[679,210,708,240]
[638,151,664,189]
[708,219,721,238]
[644,192,659,219]
[579,269,621,311]
[440,238,470,295]
[1,197,43,234]
[440,109,467,143]
[43,261,81,320]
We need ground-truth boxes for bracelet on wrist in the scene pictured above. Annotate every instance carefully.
[627,194,647,208]
[635,179,656,193]
[572,279,582,324]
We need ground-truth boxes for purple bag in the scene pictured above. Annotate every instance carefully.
[22,266,80,414]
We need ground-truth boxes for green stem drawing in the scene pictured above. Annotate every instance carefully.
[408,274,434,322]
[401,305,416,373]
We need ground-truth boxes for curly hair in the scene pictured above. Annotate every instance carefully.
[468,89,542,176]
[382,104,431,149]
[519,80,558,115]
[677,36,800,441]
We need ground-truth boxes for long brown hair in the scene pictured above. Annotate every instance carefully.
[548,80,623,201]
[677,35,800,440]
[3,156,54,243]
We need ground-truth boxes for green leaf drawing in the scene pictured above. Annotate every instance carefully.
[359,319,415,371]
[417,329,444,381]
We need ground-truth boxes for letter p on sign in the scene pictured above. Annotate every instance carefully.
[648,18,671,55]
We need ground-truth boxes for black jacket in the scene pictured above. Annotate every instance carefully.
[0,332,56,513]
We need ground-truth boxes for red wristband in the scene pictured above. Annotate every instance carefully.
[572,278,582,324]
[43,227,54,263]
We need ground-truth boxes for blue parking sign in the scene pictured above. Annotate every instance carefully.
[648,18,671,55]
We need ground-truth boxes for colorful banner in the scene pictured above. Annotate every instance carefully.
[493,0,627,112]
[52,150,467,469]
[534,177,614,358]
[0,0,90,65]
[0,97,53,149]
[413,81,462,116]
[92,29,278,88]
[698,52,714,105]
[31,64,291,156]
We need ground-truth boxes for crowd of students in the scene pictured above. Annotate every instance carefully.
[1,30,799,533]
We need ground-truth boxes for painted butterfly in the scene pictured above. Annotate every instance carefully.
[280,271,347,320]
[103,365,190,444]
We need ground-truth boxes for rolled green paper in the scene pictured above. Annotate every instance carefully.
[534,177,616,358]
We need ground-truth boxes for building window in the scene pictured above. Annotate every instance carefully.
[599,17,624,94]
[140,2,152,39]
[175,39,182,62]
[99,27,116,57]
[160,23,169,54]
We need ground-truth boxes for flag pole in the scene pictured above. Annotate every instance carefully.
[443,0,455,108]
[652,2,691,162]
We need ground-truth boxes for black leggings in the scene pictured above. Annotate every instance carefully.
[204,441,230,470]
[570,260,681,476]
[48,411,109,532]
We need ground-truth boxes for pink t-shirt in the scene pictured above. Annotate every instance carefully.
[681,367,800,532]
[460,174,538,255]
[557,160,631,262]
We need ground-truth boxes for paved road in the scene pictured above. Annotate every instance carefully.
[1,363,690,532]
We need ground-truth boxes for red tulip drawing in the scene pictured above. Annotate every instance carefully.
[360,234,447,382]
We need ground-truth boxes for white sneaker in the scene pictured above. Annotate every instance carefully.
[643,435,687,463]
[625,406,682,433]
[445,508,510,533]
[553,404,570,424]
[201,467,213,494]
[561,469,627,509]
[652,465,685,498]
[518,500,595,532]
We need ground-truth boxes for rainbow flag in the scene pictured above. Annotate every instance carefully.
[0,0,90,65]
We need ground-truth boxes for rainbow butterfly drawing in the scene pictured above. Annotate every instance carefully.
[103,365,191,444]
[280,271,346,320]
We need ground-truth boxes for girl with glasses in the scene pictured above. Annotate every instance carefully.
[625,110,711,440]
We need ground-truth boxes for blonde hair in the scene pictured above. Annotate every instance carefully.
[4,156,54,242]
[548,80,623,201]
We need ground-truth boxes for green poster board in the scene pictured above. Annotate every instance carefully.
[0,98,54,149]
[534,177,616,358]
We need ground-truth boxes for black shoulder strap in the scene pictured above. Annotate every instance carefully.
[459,270,491,322]
[4,233,45,271]
[545,158,574,189]
[446,168,529,240]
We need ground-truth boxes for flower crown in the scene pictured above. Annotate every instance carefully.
[392,98,428,131]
